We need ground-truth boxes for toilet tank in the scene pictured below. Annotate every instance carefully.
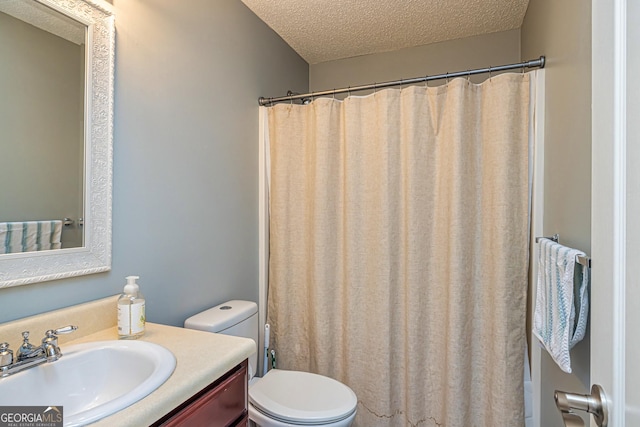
[184,300,258,377]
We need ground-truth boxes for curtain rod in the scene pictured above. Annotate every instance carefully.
[258,56,545,106]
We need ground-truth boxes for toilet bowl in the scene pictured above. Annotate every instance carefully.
[184,300,357,427]
[250,369,356,427]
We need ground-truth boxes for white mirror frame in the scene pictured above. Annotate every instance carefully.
[0,0,114,289]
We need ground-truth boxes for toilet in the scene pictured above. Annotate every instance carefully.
[184,300,357,427]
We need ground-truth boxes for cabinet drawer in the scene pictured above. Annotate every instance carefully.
[156,360,247,427]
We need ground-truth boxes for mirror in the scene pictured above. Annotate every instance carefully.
[0,1,86,250]
[0,0,114,288]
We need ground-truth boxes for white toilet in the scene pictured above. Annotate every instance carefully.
[184,300,357,427]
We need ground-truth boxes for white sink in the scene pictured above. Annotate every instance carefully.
[0,340,176,426]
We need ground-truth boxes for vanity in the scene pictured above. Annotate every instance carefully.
[0,296,255,426]
[153,360,249,426]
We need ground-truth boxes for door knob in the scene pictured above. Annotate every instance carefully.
[555,384,608,427]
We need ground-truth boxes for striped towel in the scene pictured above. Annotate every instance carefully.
[0,220,63,254]
[533,238,589,373]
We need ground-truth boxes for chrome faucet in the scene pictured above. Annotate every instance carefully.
[0,325,78,378]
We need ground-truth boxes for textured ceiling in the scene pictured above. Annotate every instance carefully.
[240,0,530,64]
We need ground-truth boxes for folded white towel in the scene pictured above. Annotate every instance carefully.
[0,220,63,254]
[533,238,589,373]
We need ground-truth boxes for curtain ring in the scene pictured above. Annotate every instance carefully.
[424,75,429,88]
[289,94,293,105]
[400,78,403,91]
[332,89,336,100]
[489,65,493,79]
[347,86,351,97]
[446,73,449,84]
[373,82,377,94]
[467,70,471,83]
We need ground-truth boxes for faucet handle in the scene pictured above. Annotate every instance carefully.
[41,326,78,361]
[0,343,13,368]
[51,325,78,335]
[42,325,78,342]
[41,326,78,348]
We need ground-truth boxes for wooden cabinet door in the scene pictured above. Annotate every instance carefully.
[156,360,248,427]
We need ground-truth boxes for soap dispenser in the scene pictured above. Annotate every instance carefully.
[117,275,146,339]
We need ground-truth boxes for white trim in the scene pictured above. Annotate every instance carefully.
[592,0,628,424]
[611,0,627,423]
[258,106,270,376]
[529,69,545,427]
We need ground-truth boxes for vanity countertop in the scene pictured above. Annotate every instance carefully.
[0,295,255,427]
[72,323,255,426]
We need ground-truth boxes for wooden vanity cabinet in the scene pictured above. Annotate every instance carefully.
[153,359,248,427]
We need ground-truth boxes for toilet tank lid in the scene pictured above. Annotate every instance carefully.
[184,300,258,333]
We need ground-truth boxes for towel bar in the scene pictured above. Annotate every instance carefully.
[535,234,559,243]
[535,234,591,268]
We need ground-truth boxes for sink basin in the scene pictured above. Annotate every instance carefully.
[0,340,176,426]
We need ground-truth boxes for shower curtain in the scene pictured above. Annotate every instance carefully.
[266,73,531,426]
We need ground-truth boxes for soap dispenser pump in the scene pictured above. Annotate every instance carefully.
[117,275,146,339]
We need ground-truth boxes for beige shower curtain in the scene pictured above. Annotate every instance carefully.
[267,73,531,426]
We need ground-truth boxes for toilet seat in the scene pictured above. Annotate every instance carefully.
[249,369,357,425]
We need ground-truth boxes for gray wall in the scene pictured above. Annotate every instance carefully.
[0,0,308,326]
[310,29,521,92]
[0,12,84,248]
[521,1,592,426]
